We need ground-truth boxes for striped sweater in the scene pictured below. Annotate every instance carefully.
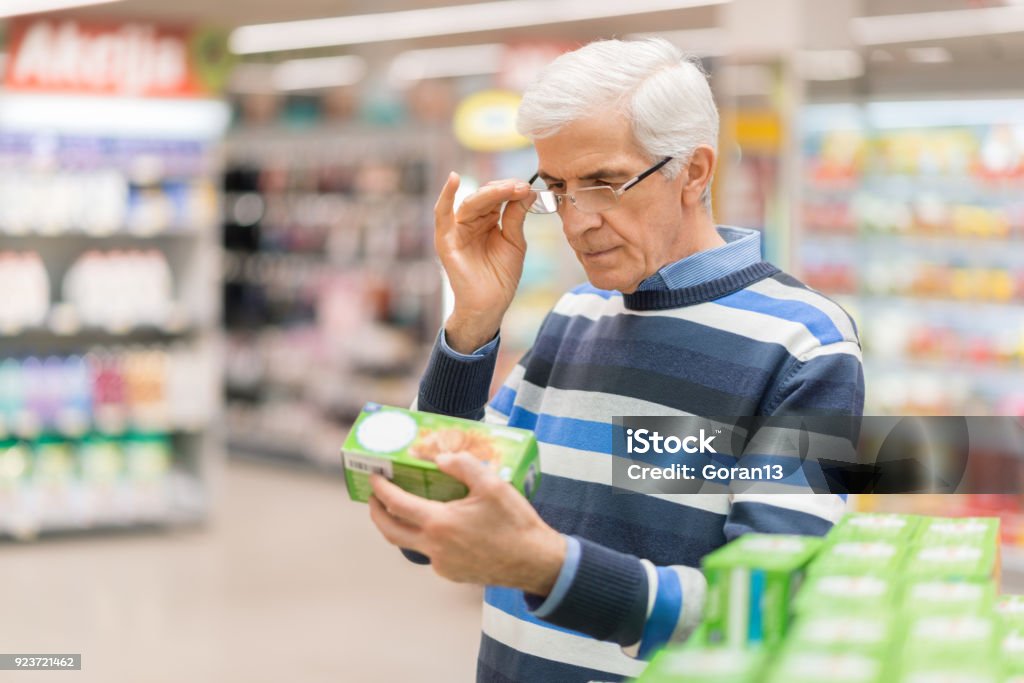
[413,259,864,682]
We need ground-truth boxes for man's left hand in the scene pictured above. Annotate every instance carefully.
[368,453,565,597]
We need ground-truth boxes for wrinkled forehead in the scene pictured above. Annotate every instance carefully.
[533,112,647,181]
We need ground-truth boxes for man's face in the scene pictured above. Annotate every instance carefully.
[533,111,688,293]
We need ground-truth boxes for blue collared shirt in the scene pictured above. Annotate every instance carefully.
[439,225,763,614]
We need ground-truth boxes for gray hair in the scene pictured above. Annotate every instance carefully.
[516,38,718,210]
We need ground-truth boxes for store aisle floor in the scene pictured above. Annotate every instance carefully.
[0,459,482,683]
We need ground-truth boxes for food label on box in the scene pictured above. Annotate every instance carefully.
[343,453,394,479]
[817,575,888,598]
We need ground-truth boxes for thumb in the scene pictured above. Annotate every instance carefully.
[436,451,500,492]
[500,186,530,253]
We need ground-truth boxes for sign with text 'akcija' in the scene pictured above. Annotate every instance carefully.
[3,18,233,98]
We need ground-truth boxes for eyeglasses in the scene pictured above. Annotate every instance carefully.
[521,156,672,215]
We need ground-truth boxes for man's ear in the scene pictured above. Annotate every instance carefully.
[681,146,716,208]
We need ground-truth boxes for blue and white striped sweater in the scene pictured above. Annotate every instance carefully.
[415,258,864,682]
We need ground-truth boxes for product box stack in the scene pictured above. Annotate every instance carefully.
[635,513,1020,683]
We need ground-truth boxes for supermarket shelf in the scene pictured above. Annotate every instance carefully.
[0,229,204,240]
[804,232,1024,251]
[0,308,201,343]
[0,470,208,542]
[853,294,1024,315]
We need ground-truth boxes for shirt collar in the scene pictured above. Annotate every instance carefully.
[636,226,762,292]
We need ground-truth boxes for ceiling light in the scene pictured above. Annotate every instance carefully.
[905,46,953,64]
[0,0,124,18]
[272,56,366,91]
[389,44,505,84]
[796,49,864,81]
[230,0,732,54]
[851,5,1024,45]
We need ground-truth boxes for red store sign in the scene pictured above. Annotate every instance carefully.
[4,17,229,98]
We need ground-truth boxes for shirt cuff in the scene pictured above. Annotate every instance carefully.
[528,535,581,619]
[439,328,500,359]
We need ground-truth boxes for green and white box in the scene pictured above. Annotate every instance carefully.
[1001,626,1024,677]
[793,574,898,615]
[786,612,896,656]
[808,540,904,577]
[917,517,999,548]
[341,403,540,503]
[904,543,998,581]
[702,534,823,648]
[765,651,885,683]
[633,646,765,683]
[898,663,1000,683]
[830,513,922,543]
[997,595,1024,629]
[903,614,999,662]
[902,579,995,616]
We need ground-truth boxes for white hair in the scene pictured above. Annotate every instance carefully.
[516,38,719,210]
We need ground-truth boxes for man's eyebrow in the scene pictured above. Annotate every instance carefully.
[536,167,634,182]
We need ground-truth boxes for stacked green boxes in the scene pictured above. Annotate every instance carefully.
[341,403,540,502]
[793,573,898,615]
[634,647,766,683]
[702,534,823,648]
[764,651,886,683]
[906,518,1000,581]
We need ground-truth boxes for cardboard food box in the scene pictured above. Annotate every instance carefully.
[917,517,1000,547]
[785,612,896,657]
[903,543,998,581]
[765,651,885,683]
[793,574,898,615]
[808,540,905,577]
[901,579,995,616]
[997,595,1024,629]
[633,646,766,683]
[829,513,923,543]
[902,614,999,663]
[341,403,540,503]
[702,534,823,648]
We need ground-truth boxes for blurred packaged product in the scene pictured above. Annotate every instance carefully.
[800,102,1024,416]
[634,646,766,683]
[701,534,823,648]
[0,251,50,331]
[341,403,540,503]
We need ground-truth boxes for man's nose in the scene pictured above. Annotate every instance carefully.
[560,200,603,239]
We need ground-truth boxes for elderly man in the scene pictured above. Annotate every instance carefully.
[368,38,863,682]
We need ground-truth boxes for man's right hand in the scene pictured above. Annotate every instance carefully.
[433,172,533,354]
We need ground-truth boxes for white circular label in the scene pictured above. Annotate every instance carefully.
[355,412,418,453]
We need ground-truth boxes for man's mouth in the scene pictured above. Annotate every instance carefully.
[581,247,618,259]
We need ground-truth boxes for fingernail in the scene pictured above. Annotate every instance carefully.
[514,182,529,192]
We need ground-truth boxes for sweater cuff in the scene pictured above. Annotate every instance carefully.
[527,535,580,618]
[418,328,499,419]
[525,536,649,645]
